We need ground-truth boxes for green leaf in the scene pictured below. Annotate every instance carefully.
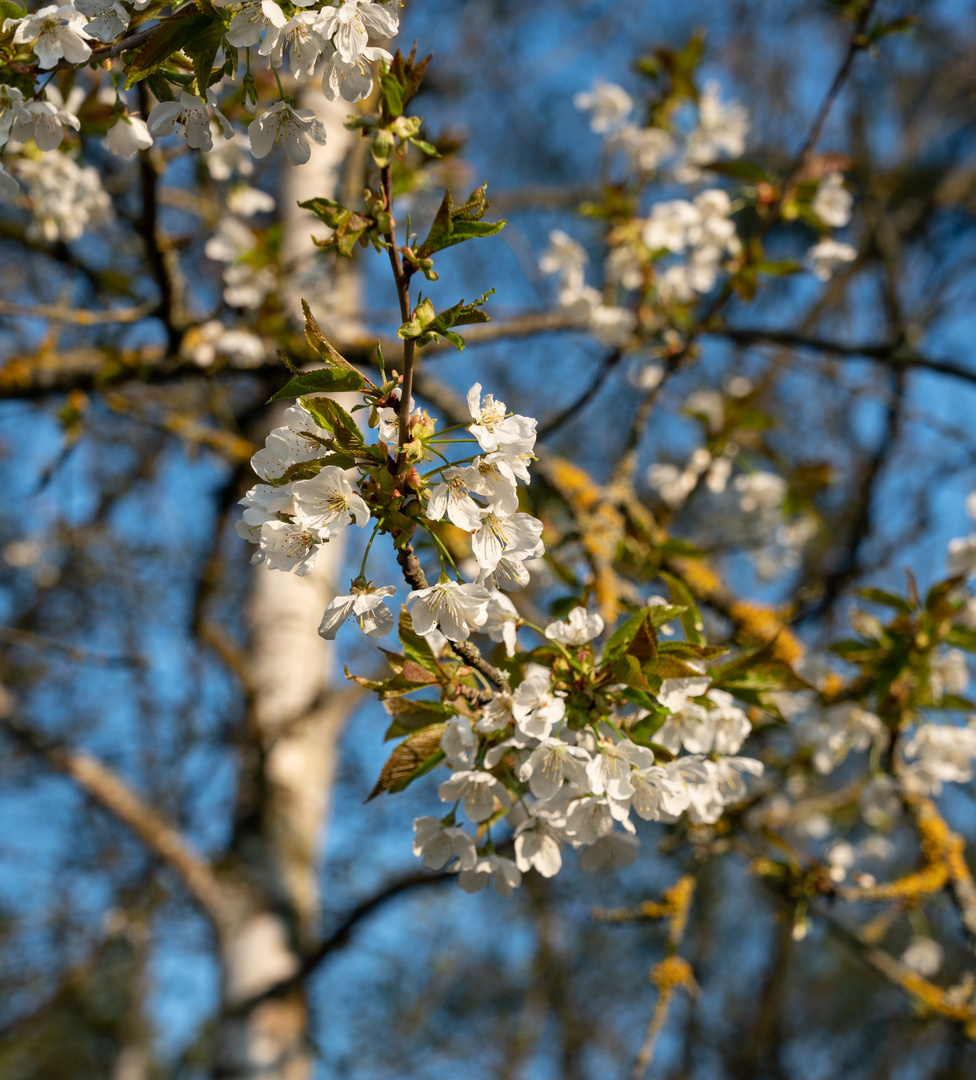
[712,643,810,692]
[856,587,912,613]
[628,707,672,747]
[302,396,365,454]
[754,259,801,277]
[146,71,176,102]
[947,626,976,653]
[416,184,505,259]
[123,10,215,88]
[645,603,687,630]
[398,607,440,672]
[387,46,432,111]
[647,656,708,679]
[383,697,457,739]
[658,571,707,645]
[618,687,659,712]
[603,609,650,665]
[184,20,223,95]
[830,640,878,663]
[300,300,365,375]
[612,653,650,692]
[267,367,364,403]
[368,727,446,798]
[300,198,372,257]
[937,694,975,711]
[277,453,357,482]
[379,68,404,117]
[658,641,729,662]
[409,137,440,157]
[702,159,769,183]
[0,1,24,21]
[397,289,495,352]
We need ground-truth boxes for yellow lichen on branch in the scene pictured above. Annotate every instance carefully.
[840,797,960,903]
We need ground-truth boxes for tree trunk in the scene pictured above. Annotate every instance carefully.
[213,90,364,1079]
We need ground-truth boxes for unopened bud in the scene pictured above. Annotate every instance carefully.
[242,73,258,114]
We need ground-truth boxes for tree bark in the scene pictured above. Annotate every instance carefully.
[213,90,364,1079]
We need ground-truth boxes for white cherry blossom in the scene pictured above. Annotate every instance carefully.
[512,675,566,739]
[471,510,544,575]
[458,854,522,897]
[317,584,396,640]
[812,171,853,228]
[0,85,30,141]
[948,534,976,578]
[75,0,129,41]
[643,199,700,253]
[657,676,710,712]
[321,43,392,102]
[13,98,81,152]
[261,10,325,79]
[425,467,483,531]
[459,456,520,515]
[250,404,331,481]
[573,78,633,133]
[579,829,640,871]
[467,383,537,455]
[438,770,511,823]
[475,695,513,735]
[226,0,287,48]
[406,581,491,641]
[292,466,370,532]
[539,229,587,290]
[147,90,233,152]
[255,518,325,575]
[6,5,92,68]
[0,162,17,201]
[249,101,327,165]
[806,238,857,281]
[440,716,479,770]
[514,817,563,877]
[106,115,153,159]
[16,151,111,242]
[607,123,675,173]
[544,606,604,646]
[317,0,399,64]
[477,555,532,593]
[412,817,477,871]
[483,590,520,657]
[519,738,590,800]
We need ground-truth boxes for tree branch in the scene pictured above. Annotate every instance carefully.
[710,326,976,387]
[231,868,453,1015]
[0,710,231,934]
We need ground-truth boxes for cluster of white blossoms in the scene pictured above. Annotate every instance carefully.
[643,188,741,303]
[15,147,112,242]
[573,77,748,182]
[236,380,544,644]
[563,78,750,320]
[0,0,399,212]
[237,401,370,576]
[538,230,638,347]
[415,655,765,897]
[806,170,856,281]
[646,378,819,579]
[571,76,860,300]
[237,375,767,897]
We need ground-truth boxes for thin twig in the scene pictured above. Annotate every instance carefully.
[0,626,145,668]
[231,869,452,1015]
[0,300,157,325]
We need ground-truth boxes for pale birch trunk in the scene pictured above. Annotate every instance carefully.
[213,92,365,1080]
